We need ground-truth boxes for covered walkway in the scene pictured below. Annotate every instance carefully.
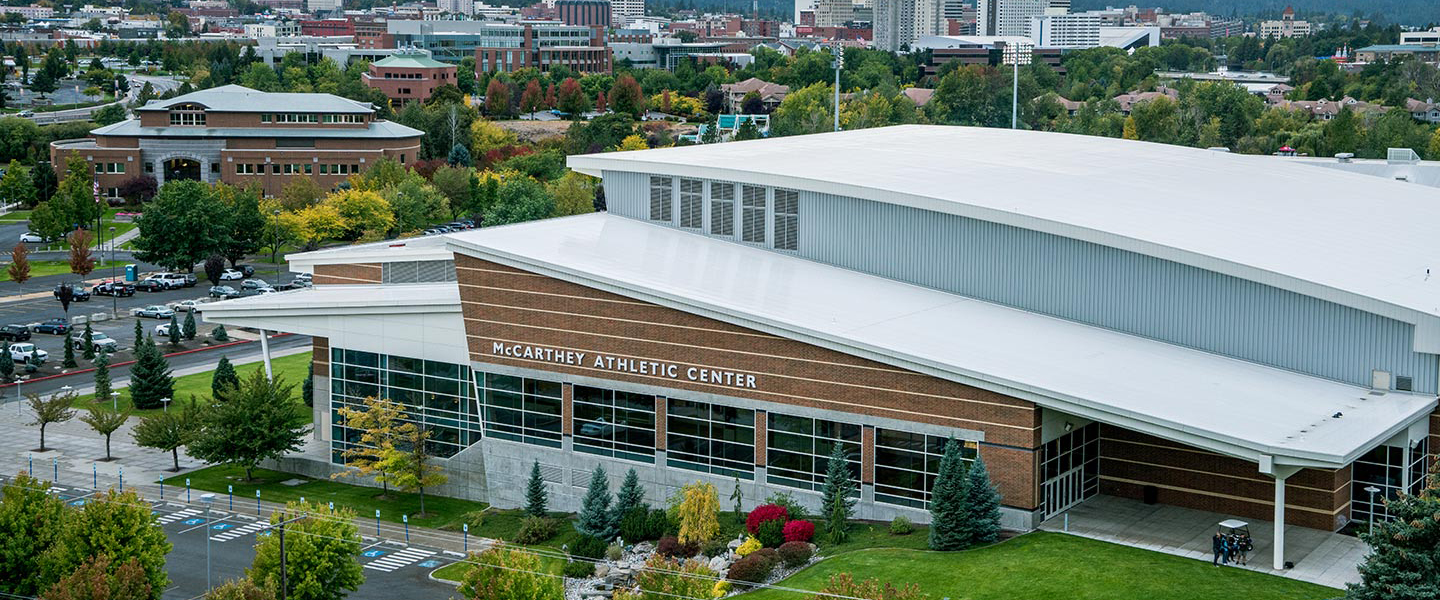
[1040,495,1365,590]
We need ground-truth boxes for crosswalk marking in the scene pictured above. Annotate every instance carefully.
[363,547,435,572]
[210,520,269,542]
[155,509,200,525]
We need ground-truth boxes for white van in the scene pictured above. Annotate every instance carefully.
[145,273,187,289]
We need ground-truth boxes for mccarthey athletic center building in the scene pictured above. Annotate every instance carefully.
[204,126,1439,568]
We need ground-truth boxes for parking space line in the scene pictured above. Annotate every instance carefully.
[155,508,200,525]
[210,520,269,542]
[178,514,232,534]
[363,547,436,572]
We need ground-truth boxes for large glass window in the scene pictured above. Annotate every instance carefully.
[649,176,672,222]
[1353,439,1429,524]
[667,398,754,479]
[678,179,703,229]
[874,429,975,509]
[773,189,798,251]
[709,182,734,236]
[168,104,206,126]
[329,349,473,463]
[741,185,766,243]
[478,373,563,448]
[767,413,861,491]
[573,386,656,463]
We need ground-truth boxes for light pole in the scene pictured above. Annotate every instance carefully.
[108,225,117,318]
[1364,485,1381,535]
[1005,41,1032,130]
[160,396,171,413]
[269,209,281,283]
[110,391,118,411]
[200,493,215,590]
[831,44,843,132]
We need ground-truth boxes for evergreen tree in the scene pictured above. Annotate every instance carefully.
[167,314,181,347]
[302,363,314,407]
[575,467,615,540]
[735,118,762,141]
[613,468,645,527]
[960,454,1002,545]
[524,460,548,518]
[211,325,229,341]
[132,319,142,348]
[128,337,173,410]
[928,438,971,551]
[1347,464,1440,600]
[0,347,13,382]
[820,442,856,544]
[61,333,76,368]
[211,356,239,400]
[701,117,721,144]
[93,351,111,403]
[447,143,472,167]
[182,311,196,340]
[81,322,95,360]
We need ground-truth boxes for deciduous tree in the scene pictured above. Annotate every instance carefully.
[375,421,447,516]
[79,405,128,462]
[557,77,590,118]
[320,190,393,241]
[484,78,511,117]
[132,407,196,471]
[28,391,76,451]
[39,489,171,599]
[133,181,231,272]
[609,74,645,118]
[41,553,152,600]
[547,170,595,217]
[0,472,67,596]
[457,543,561,600]
[8,242,31,285]
[332,397,404,497]
[187,368,310,481]
[248,501,363,600]
[519,79,543,116]
[0,160,33,208]
[674,482,719,545]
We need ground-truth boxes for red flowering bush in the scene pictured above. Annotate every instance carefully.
[746,504,790,535]
[782,520,815,543]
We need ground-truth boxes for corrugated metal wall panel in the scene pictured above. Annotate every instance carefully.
[601,171,1436,394]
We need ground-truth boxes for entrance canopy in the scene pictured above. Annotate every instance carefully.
[446,213,1436,469]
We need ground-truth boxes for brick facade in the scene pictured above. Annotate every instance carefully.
[312,336,330,377]
[1098,425,1349,531]
[455,255,1043,511]
[313,263,382,285]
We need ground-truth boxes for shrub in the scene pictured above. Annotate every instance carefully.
[890,516,914,536]
[645,508,672,539]
[699,539,728,557]
[656,535,698,558]
[756,518,786,548]
[619,507,651,541]
[462,510,486,530]
[814,572,926,600]
[605,543,623,561]
[751,547,780,569]
[614,555,718,600]
[458,543,564,600]
[571,534,608,560]
[726,553,775,584]
[777,541,813,568]
[746,504,789,535]
[514,516,558,544]
[562,560,596,579]
[764,491,812,522]
[735,536,762,557]
[783,520,815,543]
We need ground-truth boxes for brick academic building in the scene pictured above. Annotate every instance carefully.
[203,126,1439,571]
[51,85,422,198]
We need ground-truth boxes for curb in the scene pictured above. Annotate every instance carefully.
[0,333,294,390]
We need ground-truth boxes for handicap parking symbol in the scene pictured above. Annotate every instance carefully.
[416,560,441,568]
[211,523,234,530]
[361,550,387,558]
[68,500,85,506]
[183,518,205,525]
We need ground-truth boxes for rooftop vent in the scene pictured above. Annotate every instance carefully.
[1387,148,1420,165]
[1335,152,1354,163]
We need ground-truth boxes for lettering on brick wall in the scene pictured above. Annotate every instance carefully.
[490,342,757,389]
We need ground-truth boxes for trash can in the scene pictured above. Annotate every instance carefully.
[124,264,137,282]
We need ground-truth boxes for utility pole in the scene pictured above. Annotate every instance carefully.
[273,513,306,600]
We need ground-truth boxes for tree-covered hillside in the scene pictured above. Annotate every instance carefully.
[1072,0,1440,26]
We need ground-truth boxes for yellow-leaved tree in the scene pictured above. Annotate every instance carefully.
[331,397,405,498]
[674,482,720,545]
[279,204,344,251]
[617,134,649,151]
[320,189,394,241]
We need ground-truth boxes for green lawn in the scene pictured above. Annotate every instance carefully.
[76,351,311,418]
[0,259,75,282]
[739,531,1341,600]
[0,209,31,222]
[163,464,488,531]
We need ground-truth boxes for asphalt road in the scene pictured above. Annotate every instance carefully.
[23,74,184,125]
[26,483,462,600]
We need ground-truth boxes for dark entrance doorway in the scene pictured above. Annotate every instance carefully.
[163,158,201,182]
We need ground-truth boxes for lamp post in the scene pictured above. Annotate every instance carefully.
[160,397,171,413]
[110,391,119,411]
[108,225,117,318]
[1363,485,1381,535]
[200,493,215,590]
[269,209,281,283]
[831,44,843,132]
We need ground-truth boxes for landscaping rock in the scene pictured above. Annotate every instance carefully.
[707,555,732,573]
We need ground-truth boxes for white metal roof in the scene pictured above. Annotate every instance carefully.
[568,125,1440,349]
[201,283,460,317]
[445,213,1436,468]
[136,84,375,113]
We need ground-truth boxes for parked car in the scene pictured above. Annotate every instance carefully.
[236,289,267,298]
[155,322,173,337]
[16,110,33,117]
[145,273,187,290]
[240,265,256,277]
[136,305,174,319]
[208,285,240,299]
[218,269,244,281]
[6,343,46,364]
[0,324,30,342]
[423,228,442,236]
[134,279,167,292]
[19,232,44,243]
[31,319,69,335]
[54,284,91,302]
[180,273,197,287]
[72,332,118,352]
[240,279,271,291]
[276,279,312,291]
[93,281,135,297]
[168,299,206,312]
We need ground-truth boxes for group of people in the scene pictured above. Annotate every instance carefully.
[1211,532,1253,566]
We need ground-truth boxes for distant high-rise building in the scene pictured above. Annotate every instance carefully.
[438,0,475,15]
[306,0,341,13]
[813,0,855,27]
[1258,5,1311,39]
[977,0,1048,37]
[558,0,610,26]
[875,0,943,51]
[610,0,644,27]
[1030,9,1099,49]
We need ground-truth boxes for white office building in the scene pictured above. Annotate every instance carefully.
[1030,9,1099,49]
[610,0,644,27]
[875,0,943,51]
[306,0,342,13]
[978,0,1050,37]
[813,0,856,28]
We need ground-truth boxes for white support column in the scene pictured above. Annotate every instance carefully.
[259,329,273,379]
[1260,455,1301,571]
